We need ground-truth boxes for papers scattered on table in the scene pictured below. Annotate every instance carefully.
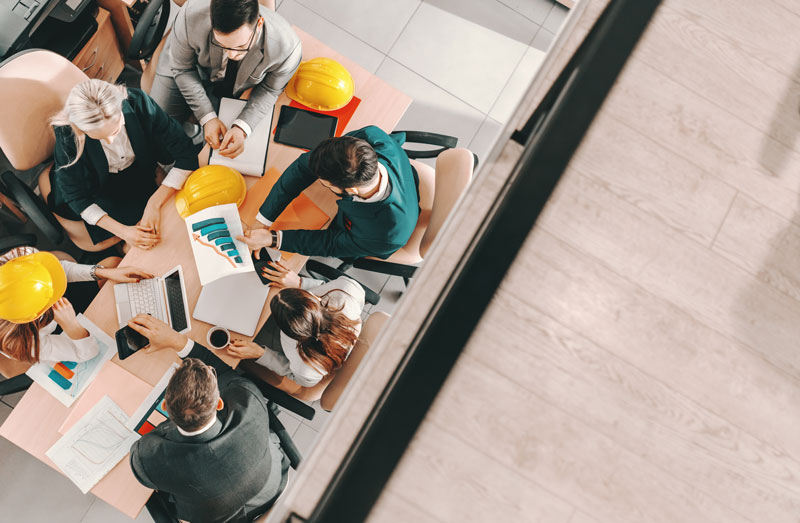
[186,203,255,285]
[26,314,116,407]
[46,395,139,494]
[209,97,271,176]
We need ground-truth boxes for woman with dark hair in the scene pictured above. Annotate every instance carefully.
[226,262,365,386]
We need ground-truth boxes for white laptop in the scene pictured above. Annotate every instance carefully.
[192,270,270,336]
[208,97,273,177]
[114,265,192,334]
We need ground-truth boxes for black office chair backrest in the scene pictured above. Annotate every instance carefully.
[129,0,170,60]
[1,171,64,244]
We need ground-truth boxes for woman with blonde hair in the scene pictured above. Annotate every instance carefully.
[0,246,152,364]
[49,79,200,249]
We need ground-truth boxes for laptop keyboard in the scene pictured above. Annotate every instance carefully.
[165,280,188,332]
[127,279,165,322]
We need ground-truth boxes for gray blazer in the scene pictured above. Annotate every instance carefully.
[158,0,302,130]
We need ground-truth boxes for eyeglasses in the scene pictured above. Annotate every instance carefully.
[211,18,262,53]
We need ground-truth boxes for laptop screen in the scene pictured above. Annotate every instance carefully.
[164,270,188,332]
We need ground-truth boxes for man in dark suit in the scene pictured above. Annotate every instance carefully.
[127,314,289,523]
[239,125,420,260]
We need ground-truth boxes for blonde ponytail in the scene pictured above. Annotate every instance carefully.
[50,79,127,168]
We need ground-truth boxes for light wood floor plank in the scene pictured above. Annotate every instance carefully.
[712,192,800,302]
[601,57,800,225]
[508,229,800,461]
[425,356,754,523]
[634,5,800,153]
[541,171,800,377]
[668,0,800,80]
[569,111,736,245]
[469,287,800,523]
[382,423,576,523]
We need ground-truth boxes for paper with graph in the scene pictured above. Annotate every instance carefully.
[26,314,117,407]
[126,364,178,436]
[46,395,140,493]
[185,203,255,285]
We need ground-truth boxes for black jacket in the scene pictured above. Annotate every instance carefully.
[50,88,198,219]
[129,344,288,523]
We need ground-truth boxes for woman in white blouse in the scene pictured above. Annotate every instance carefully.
[0,246,151,364]
[49,79,200,249]
[226,263,365,387]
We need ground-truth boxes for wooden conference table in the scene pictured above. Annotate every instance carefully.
[0,27,410,519]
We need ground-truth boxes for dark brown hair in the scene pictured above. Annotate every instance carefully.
[0,309,56,364]
[270,288,359,375]
[164,358,219,432]
[210,0,259,34]
[309,136,378,190]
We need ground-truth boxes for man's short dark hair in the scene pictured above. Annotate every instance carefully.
[210,0,259,34]
[164,358,219,432]
[309,136,378,190]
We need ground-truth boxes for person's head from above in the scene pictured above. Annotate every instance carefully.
[51,79,127,168]
[0,248,66,363]
[210,0,264,61]
[270,287,359,375]
[164,357,224,432]
[309,136,379,197]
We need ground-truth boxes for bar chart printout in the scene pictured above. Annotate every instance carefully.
[185,203,255,285]
[46,395,140,493]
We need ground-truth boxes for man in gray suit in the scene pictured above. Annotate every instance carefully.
[128,314,290,523]
[151,0,301,159]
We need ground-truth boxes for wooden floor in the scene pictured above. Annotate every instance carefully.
[367,0,800,521]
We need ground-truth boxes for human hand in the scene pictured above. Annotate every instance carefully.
[226,339,265,360]
[95,266,154,283]
[204,118,228,149]
[128,314,188,353]
[219,126,246,158]
[123,225,159,250]
[52,298,89,340]
[261,261,300,288]
[236,228,274,258]
[140,200,162,237]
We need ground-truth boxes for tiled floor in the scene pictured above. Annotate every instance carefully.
[0,1,569,521]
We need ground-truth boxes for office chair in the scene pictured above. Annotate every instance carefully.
[306,133,476,287]
[0,49,122,252]
[0,234,40,396]
[240,311,390,412]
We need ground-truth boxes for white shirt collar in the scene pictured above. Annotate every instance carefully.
[351,162,390,203]
[176,413,218,437]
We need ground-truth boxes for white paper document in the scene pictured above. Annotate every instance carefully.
[209,97,272,176]
[26,314,117,407]
[185,203,256,285]
[46,395,139,493]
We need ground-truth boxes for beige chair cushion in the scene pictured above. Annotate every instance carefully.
[0,51,88,171]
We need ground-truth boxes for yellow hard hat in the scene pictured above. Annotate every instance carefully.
[0,252,67,323]
[175,165,247,219]
[285,57,355,111]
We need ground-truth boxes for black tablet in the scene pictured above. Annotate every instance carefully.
[274,106,338,151]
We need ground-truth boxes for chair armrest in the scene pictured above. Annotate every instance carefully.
[352,258,418,279]
[129,0,171,60]
[244,370,316,420]
[392,130,458,159]
[0,233,37,254]
[1,171,64,244]
[305,259,381,305]
[268,403,302,469]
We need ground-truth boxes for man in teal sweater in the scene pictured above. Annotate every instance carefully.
[240,125,420,259]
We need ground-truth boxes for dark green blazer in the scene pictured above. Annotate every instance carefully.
[258,126,420,259]
[51,88,198,219]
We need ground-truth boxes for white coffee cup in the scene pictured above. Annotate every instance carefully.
[207,326,230,349]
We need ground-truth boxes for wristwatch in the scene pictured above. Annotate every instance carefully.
[90,264,104,281]
[270,230,279,248]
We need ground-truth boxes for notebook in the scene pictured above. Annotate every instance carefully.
[209,97,273,176]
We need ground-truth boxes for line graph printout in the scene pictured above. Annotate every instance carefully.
[46,395,140,493]
[185,203,255,285]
